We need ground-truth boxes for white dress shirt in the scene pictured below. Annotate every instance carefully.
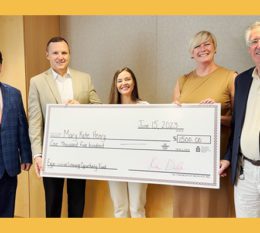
[51,68,74,104]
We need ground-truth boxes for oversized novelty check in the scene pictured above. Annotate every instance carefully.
[42,104,220,189]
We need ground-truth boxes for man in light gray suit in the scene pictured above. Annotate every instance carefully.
[28,36,101,217]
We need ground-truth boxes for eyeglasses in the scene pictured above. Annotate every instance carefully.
[248,38,260,47]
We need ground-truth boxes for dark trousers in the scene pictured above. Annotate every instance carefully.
[0,172,17,217]
[43,177,86,217]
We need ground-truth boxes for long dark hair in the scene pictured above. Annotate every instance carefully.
[0,51,3,64]
[109,67,140,104]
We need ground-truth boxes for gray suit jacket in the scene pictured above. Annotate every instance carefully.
[28,68,101,155]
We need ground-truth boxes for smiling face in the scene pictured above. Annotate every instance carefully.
[248,27,260,69]
[116,70,135,97]
[189,31,217,66]
[191,39,216,64]
[46,41,70,76]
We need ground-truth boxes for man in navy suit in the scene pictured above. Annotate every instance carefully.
[220,21,260,217]
[0,51,32,217]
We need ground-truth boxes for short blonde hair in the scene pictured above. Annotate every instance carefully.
[189,31,217,54]
[245,21,260,47]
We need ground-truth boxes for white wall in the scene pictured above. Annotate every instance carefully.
[61,16,259,103]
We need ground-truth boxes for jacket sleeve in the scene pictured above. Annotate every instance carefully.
[87,76,102,104]
[28,79,44,156]
[18,91,32,163]
[224,76,239,161]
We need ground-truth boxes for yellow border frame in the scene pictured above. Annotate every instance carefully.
[1,1,260,232]
[0,0,260,15]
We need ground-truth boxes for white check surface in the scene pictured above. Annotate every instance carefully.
[42,104,220,189]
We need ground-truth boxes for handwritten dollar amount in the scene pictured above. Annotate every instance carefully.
[173,135,211,144]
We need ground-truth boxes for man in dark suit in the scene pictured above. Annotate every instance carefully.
[28,37,101,217]
[0,51,32,217]
[220,21,260,217]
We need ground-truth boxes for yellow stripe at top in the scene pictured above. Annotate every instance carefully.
[0,0,260,15]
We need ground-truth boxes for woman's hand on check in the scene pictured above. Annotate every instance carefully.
[200,98,215,104]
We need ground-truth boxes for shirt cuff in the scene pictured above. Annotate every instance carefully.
[33,154,42,159]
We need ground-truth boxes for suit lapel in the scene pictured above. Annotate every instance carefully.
[237,71,254,128]
[70,69,80,100]
[45,69,62,104]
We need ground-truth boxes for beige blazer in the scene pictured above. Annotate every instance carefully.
[28,68,101,155]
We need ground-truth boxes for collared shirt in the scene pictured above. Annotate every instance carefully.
[240,68,260,160]
[51,68,74,104]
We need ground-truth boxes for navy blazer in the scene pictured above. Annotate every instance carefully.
[225,67,254,184]
[0,82,32,178]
